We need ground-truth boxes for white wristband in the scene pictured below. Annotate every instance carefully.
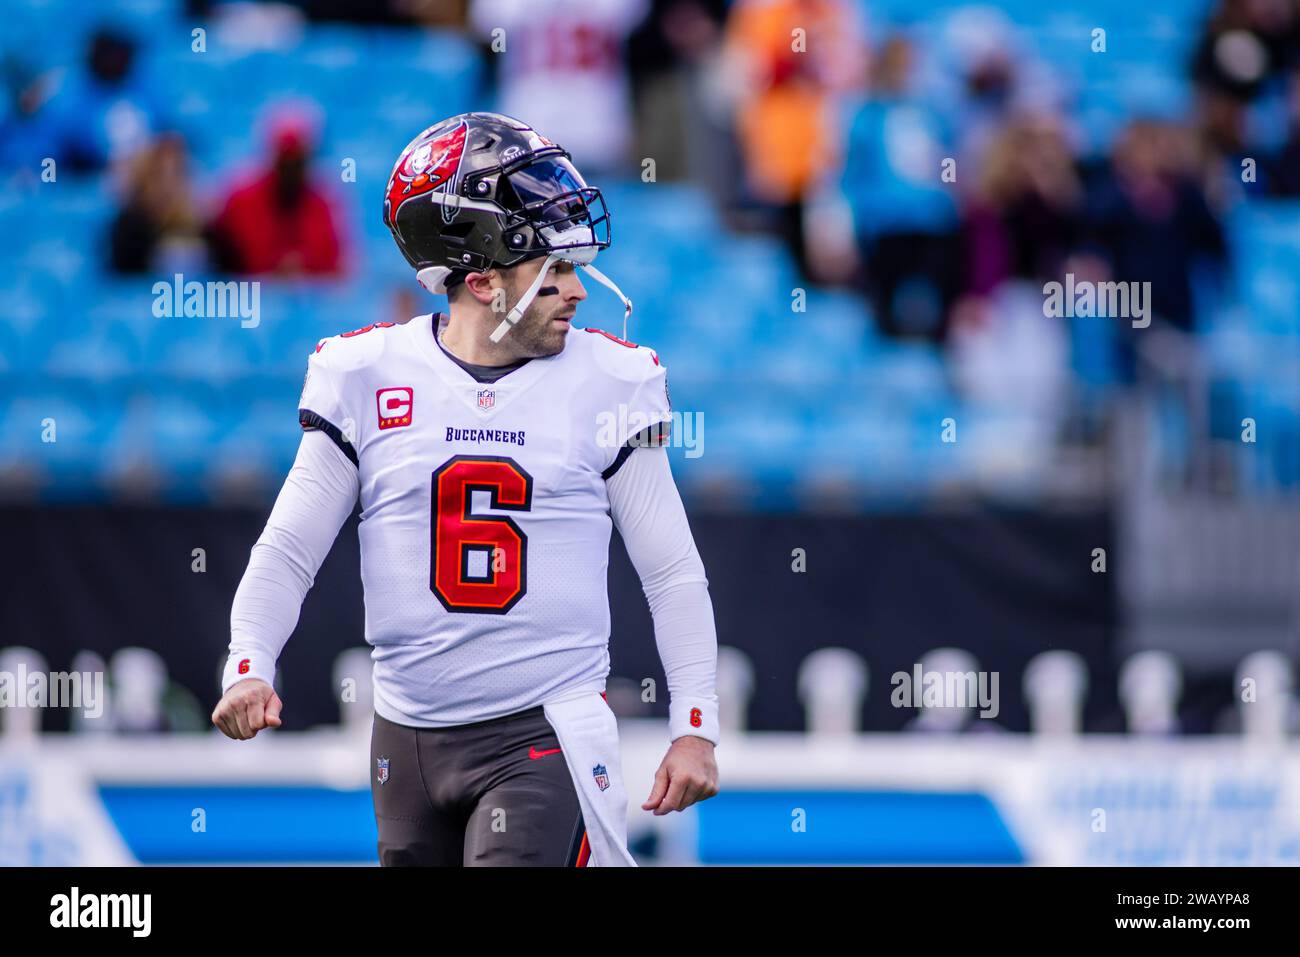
[669,697,719,746]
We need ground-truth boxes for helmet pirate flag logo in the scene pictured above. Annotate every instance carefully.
[385,120,468,224]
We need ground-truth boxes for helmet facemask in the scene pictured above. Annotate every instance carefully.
[485,156,631,344]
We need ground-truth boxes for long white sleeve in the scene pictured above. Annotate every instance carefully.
[606,446,719,745]
[220,429,359,694]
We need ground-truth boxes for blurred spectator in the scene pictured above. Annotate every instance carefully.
[40,27,166,174]
[946,115,1080,431]
[1077,119,1227,481]
[1189,0,1300,185]
[0,56,59,185]
[928,6,1061,174]
[1080,119,1226,337]
[108,134,207,274]
[469,0,650,174]
[960,115,1083,298]
[627,0,729,183]
[720,0,864,278]
[841,34,960,340]
[292,0,471,27]
[1264,66,1300,194]
[1195,82,1249,181]
[1191,0,1299,102]
[208,107,346,277]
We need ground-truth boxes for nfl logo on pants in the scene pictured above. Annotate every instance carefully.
[592,763,609,791]
[376,757,390,785]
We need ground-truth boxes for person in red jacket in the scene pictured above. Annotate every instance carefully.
[209,107,345,276]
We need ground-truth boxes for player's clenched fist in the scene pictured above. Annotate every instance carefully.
[211,678,283,740]
[642,736,719,816]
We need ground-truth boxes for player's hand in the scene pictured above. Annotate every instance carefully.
[642,735,718,815]
[211,678,283,740]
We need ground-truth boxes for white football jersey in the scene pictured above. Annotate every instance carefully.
[297,313,671,727]
[469,0,648,171]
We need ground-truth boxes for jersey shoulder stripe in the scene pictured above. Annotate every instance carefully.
[311,319,401,373]
[580,325,664,383]
[299,409,359,466]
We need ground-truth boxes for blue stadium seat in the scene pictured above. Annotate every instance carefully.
[0,0,1273,501]
[0,382,110,485]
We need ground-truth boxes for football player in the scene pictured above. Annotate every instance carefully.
[211,113,719,866]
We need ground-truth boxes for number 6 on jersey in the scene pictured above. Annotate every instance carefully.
[431,455,534,614]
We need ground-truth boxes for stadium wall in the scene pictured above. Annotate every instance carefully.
[3,503,1117,733]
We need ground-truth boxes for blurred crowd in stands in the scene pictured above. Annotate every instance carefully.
[1,0,1298,499]
[4,0,1296,338]
[2,21,349,278]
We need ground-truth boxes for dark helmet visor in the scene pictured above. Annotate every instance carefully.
[503,156,611,257]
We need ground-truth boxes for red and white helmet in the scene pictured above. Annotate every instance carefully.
[383,112,631,341]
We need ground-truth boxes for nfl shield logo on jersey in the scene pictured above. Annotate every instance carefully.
[592,763,610,791]
[376,757,390,785]
[476,389,495,411]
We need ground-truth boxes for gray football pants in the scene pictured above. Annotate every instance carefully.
[370,707,589,866]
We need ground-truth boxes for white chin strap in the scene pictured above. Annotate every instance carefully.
[488,253,633,344]
[582,261,633,341]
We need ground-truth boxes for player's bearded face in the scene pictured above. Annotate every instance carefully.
[500,260,582,358]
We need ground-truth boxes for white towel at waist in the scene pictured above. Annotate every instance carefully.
[542,690,637,867]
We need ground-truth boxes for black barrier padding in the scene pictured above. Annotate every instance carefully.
[0,505,1118,733]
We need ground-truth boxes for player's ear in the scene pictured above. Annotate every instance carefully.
[462,269,501,307]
